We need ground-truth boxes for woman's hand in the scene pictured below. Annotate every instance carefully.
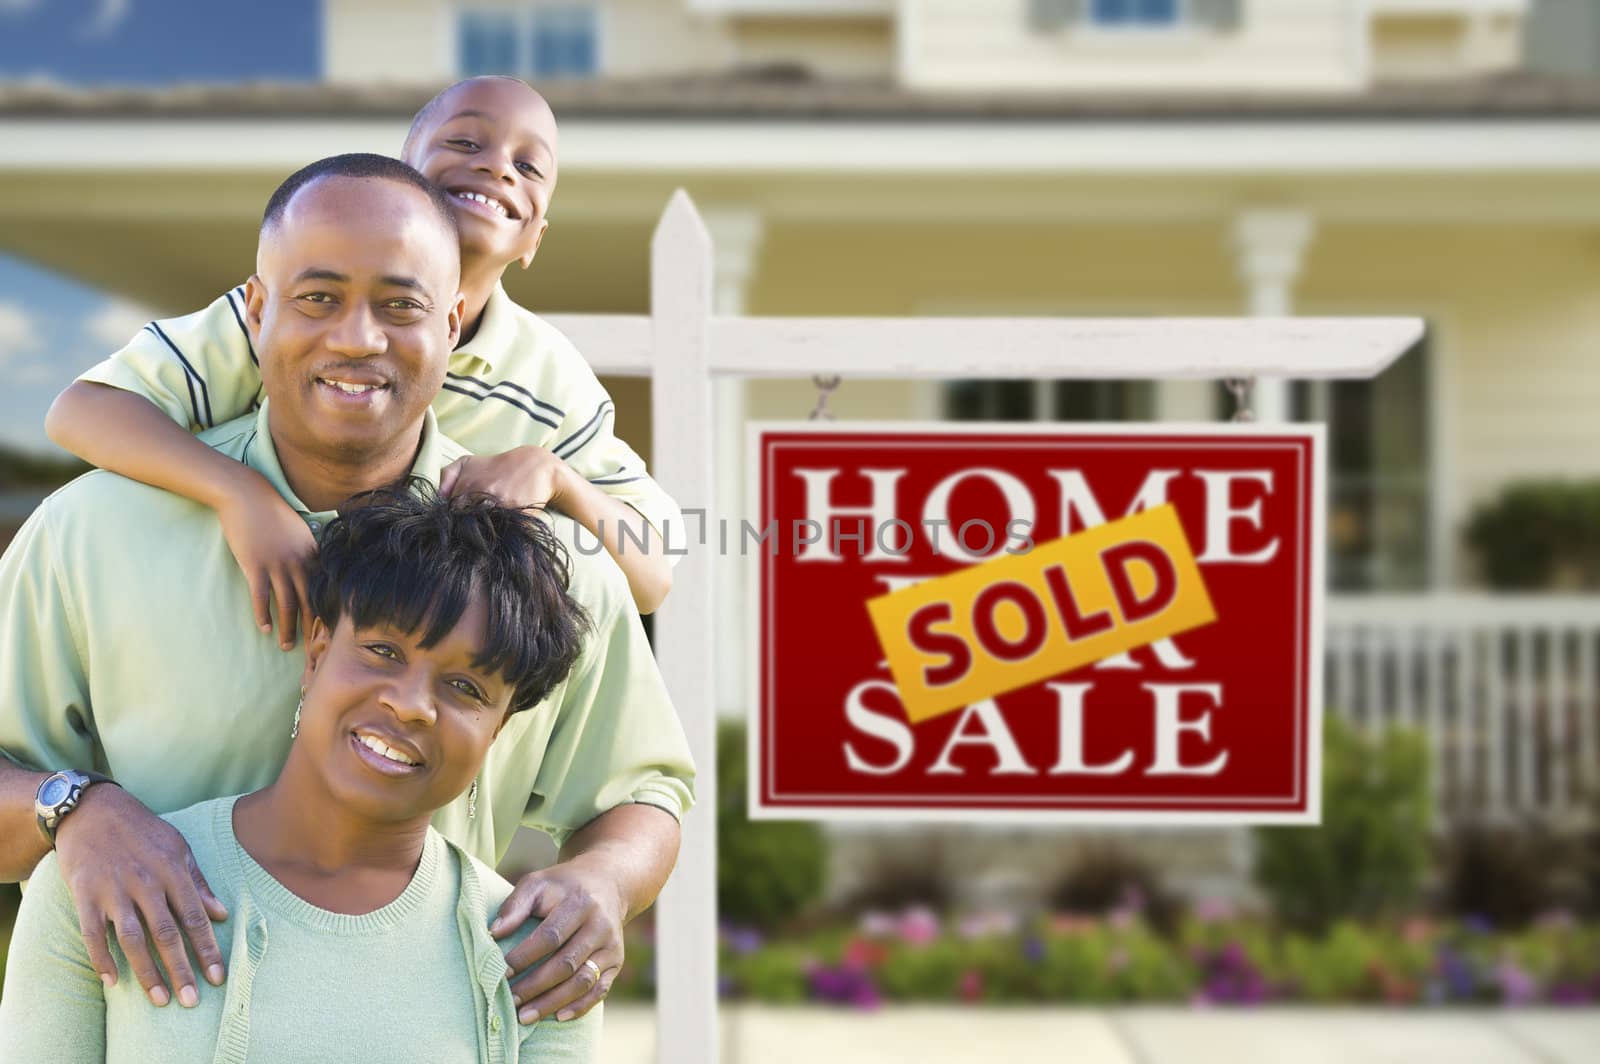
[216,480,317,650]
[438,446,574,513]
[53,783,229,1008]
[492,856,627,1024]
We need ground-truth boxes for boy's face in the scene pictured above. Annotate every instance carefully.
[404,79,559,274]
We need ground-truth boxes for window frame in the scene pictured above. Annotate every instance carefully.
[454,3,601,79]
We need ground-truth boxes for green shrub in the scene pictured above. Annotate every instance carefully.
[1253,715,1431,934]
[725,943,812,1002]
[1465,479,1600,589]
[717,721,826,931]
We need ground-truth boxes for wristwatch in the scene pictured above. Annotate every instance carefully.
[35,769,115,846]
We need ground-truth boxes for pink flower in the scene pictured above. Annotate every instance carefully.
[859,910,898,938]
[1192,897,1234,924]
[1496,960,1539,1006]
[958,969,984,1002]
[1535,909,1576,932]
[1402,918,1435,944]
[1049,913,1098,936]
[957,910,1020,940]
[899,906,941,946]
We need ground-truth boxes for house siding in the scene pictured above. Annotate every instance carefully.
[324,0,452,83]
[900,0,1364,94]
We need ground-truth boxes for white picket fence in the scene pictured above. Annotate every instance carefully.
[548,192,1424,1064]
[1325,595,1600,826]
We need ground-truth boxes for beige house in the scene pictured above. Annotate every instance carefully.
[2,0,1598,863]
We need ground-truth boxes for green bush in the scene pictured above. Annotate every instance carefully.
[1465,479,1600,589]
[1253,715,1431,934]
[717,721,826,931]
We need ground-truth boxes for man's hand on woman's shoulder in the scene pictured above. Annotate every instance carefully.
[492,854,626,1025]
[54,785,229,1008]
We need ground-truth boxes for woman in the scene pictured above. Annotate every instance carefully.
[0,487,595,1063]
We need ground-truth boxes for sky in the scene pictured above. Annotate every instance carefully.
[0,0,317,452]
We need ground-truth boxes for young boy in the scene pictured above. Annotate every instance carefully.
[47,76,677,646]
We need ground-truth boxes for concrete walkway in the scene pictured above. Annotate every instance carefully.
[599,1005,1600,1063]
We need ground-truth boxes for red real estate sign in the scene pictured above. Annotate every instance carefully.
[751,423,1325,824]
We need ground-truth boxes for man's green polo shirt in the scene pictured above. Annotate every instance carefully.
[0,403,694,865]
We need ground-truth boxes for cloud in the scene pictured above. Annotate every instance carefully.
[0,0,41,15]
[0,301,42,365]
[83,298,153,350]
[80,0,130,38]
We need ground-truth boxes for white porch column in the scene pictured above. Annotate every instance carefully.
[703,209,765,716]
[1229,209,1316,423]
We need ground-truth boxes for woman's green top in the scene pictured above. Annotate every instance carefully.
[0,796,598,1063]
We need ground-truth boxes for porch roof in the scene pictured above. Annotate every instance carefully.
[4,70,1600,122]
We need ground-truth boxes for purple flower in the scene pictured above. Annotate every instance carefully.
[1436,948,1477,1001]
[1462,914,1494,935]
[1022,935,1047,963]
[1550,982,1594,1006]
[1495,960,1538,1006]
[726,927,765,955]
[808,964,882,1009]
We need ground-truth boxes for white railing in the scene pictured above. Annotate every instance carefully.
[1326,594,1600,826]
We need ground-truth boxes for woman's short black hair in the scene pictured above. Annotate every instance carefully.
[309,483,589,715]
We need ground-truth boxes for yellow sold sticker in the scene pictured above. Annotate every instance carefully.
[866,504,1218,724]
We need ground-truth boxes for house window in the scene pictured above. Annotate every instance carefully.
[458,10,521,77]
[456,5,598,78]
[1291,335,1432,591]
[1030,0,1238,34]
[531,7,598,77]
[944,380,1154,423]
[1090,0,1181,26]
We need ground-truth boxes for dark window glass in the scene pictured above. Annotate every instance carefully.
[458,11,520,76]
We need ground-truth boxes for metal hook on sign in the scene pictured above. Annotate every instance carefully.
[810,375,841,421]
[1224,377,1256,423]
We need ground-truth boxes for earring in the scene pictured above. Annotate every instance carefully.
[467,778,479,820]
[291,693,303,740]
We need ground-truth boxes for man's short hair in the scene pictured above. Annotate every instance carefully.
[309,484,590,715]
[261,153,460,245]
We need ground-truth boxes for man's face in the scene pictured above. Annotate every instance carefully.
[246,176,462,464]
[404,78,558,272]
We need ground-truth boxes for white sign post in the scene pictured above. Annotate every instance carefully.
[544,191,1421,1064]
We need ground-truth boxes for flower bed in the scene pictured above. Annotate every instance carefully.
[612,905,1600,1008]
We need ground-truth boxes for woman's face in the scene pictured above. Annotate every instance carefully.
[297,595,514,823]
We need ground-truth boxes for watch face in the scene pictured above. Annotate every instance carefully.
[39,775,72,807]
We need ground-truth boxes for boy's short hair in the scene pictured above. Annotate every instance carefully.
[309,483,589,715]
[402,75,537,161]
[261,152,459,245]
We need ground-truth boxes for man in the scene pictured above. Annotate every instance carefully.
[0,153,692,1028]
